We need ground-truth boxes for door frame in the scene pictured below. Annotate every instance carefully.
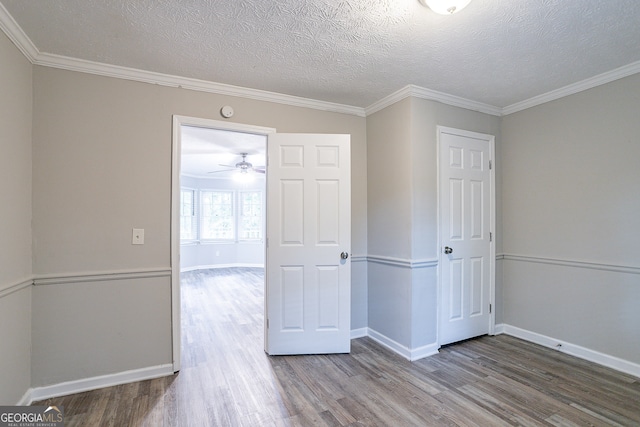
[170,115,275,372]
[436,125,496,347]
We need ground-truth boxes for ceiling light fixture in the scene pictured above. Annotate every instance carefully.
[233,168,255,183]
[419,0,472,15]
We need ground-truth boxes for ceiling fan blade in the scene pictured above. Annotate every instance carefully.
[254,169,266,174]
[207,169,232,174]
[218,164,235,168]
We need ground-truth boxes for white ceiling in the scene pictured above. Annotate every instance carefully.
[1,0,640,111]
[181,126,266,178]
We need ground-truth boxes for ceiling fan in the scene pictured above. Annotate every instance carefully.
[208,153,265,175]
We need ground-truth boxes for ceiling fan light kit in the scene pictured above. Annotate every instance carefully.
[419,0,472,15]
[233,169,255,183]
[208,153,266,176]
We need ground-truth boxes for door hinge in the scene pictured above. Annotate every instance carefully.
[266,319,269,329]
[489,304,492,314]
[266,237,269,248]
[490,232,493,242]
[489,160,492,170]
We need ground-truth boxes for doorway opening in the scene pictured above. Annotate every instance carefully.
[179,126,267,272]
[171,116,275,371]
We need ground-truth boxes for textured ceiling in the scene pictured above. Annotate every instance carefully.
[2,0,640,109]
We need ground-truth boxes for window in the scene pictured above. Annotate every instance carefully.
[180,187,264,243]
[239,191,263,240]
[180,188,197,241]
[200,190,234,240]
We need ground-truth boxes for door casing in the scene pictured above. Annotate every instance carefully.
[170,115,275,372]
[436,125,496,347]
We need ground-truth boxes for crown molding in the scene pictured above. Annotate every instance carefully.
[3,3,639,119]
[0,7,366,118]
[502,60,640,115]
[408,84,503,116]
[0,1,38,61]
[364,85,413,115]
[34,52,367,117]
[365,84,503,117]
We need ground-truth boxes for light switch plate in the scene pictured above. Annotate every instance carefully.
[132,228,145,245]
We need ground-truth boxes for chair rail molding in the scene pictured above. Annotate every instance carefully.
[0,277,33,298]
[32,268,172,286]
[367,255,438,269]
[502,253,640,275]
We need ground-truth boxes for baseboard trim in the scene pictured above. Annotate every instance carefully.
[497,324,640,378]
[493,323,506,335]
[367,328,412,360]
[180,263,264,272]
[16,389,31,406]
[367,328,439,361]
[350,327,368,339]
[27,363,174,404]
[410,342,441,361]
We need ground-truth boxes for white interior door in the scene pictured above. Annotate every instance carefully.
[438,127,495,346]
[266,133,351,355]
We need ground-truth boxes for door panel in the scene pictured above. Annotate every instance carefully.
[281,266,304,330]
[280,180,304,244]
[439,127,494,346]
[266,133,351,355]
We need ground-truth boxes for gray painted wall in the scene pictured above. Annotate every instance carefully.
[31,277,172,386]
[3,19,638,402]
[501,73,640,364]
[0,30,32,405]
[410,97,504,333]
[367,99,414,348]
[367,96,501,352]
[29,66,368,388]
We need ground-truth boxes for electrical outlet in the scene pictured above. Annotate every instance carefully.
[132,228,145,245]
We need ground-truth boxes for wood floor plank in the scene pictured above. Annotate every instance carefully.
[33,268,640,426]
[456,384,546,427]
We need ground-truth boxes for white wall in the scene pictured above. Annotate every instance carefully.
[29,65,368,388]
[181,242,264,270]
[0,30,33,404]
[502,73,640,366]
[179,175,265,270]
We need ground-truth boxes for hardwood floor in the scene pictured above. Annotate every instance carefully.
[34,267,640,426]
